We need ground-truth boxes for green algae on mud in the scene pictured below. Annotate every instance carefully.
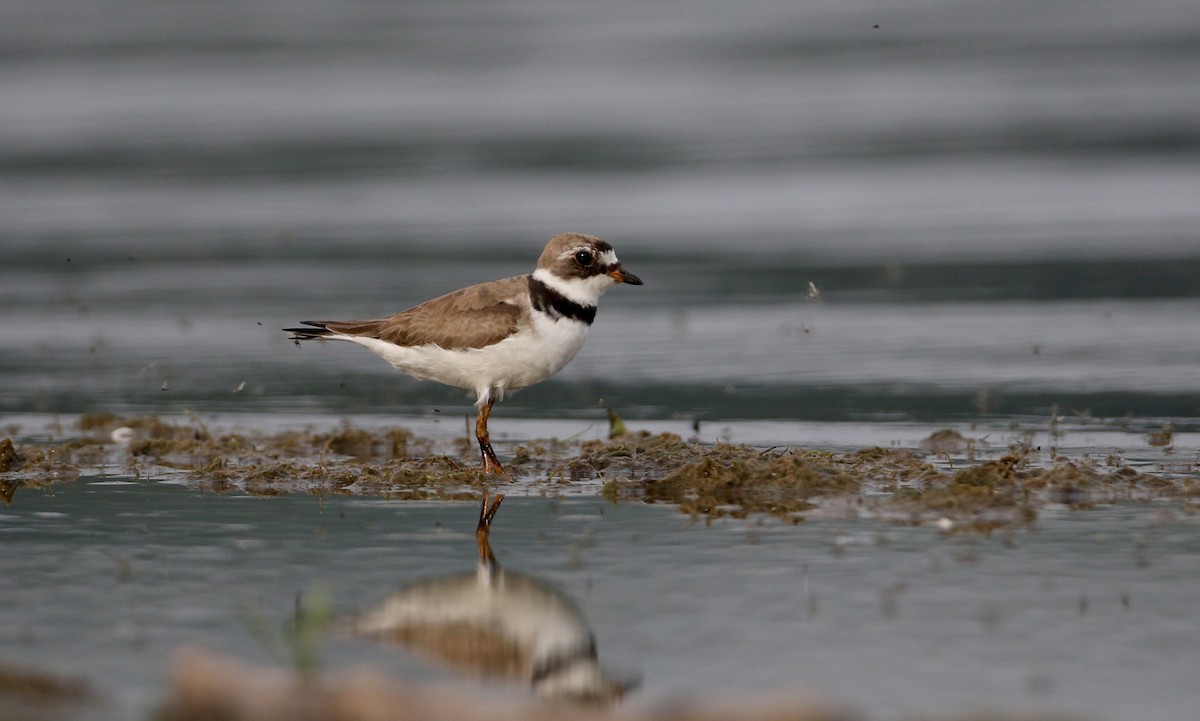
[1,414,1196,530]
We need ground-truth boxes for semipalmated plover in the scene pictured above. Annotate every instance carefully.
[284,233,642,475]
[351,494,629,704]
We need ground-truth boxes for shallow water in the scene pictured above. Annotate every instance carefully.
[3,478,1200,721]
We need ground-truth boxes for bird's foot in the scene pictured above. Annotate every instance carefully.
[479,441,510,479]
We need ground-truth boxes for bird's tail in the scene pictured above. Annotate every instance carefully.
[283,321,335,341]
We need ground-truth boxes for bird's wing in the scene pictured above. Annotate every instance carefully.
[319,275,530,350]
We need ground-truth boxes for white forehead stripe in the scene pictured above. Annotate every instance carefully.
[598,249,618,267]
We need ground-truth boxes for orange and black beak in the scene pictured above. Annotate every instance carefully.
[607,266,643,285]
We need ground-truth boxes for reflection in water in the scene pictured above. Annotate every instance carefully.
[0,479,18,505]
[351,494,630,705]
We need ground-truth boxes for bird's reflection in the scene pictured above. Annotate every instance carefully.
[352,494,631,705]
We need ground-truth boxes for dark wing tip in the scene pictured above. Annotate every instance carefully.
[283,321,332,340]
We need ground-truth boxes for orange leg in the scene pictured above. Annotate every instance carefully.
[476,492,505,565]
[475,397,508,476]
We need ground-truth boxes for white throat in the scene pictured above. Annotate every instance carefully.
[532,268,612,307]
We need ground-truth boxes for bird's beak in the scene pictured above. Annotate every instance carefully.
[608,267,643,285]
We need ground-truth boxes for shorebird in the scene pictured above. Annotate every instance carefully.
[284,233,642,475]
[350,494,629,704]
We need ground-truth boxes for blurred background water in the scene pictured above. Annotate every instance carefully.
[2,0,1198,426]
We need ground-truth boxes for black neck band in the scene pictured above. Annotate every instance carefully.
[529,276,596,324]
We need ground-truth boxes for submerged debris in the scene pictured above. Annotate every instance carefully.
[3,416,1196,531]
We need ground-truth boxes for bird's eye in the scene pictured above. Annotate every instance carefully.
[574,250,594,266]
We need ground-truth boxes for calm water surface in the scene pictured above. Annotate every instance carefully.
[3,481,1200,721]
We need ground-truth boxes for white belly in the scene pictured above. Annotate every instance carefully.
[341,313,590,402]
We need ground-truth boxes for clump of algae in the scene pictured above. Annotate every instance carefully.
[886,446,1192,532]
[199,456,487,499]
[657,451,854,518]
[3,414,484,500]
[590,432,1195,531]
[0,436,83,504]
[599,443,938,522]
[644,450,858,519]
[553,431,737,481]
[175,420,481,498]
[4,417,1196,532]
